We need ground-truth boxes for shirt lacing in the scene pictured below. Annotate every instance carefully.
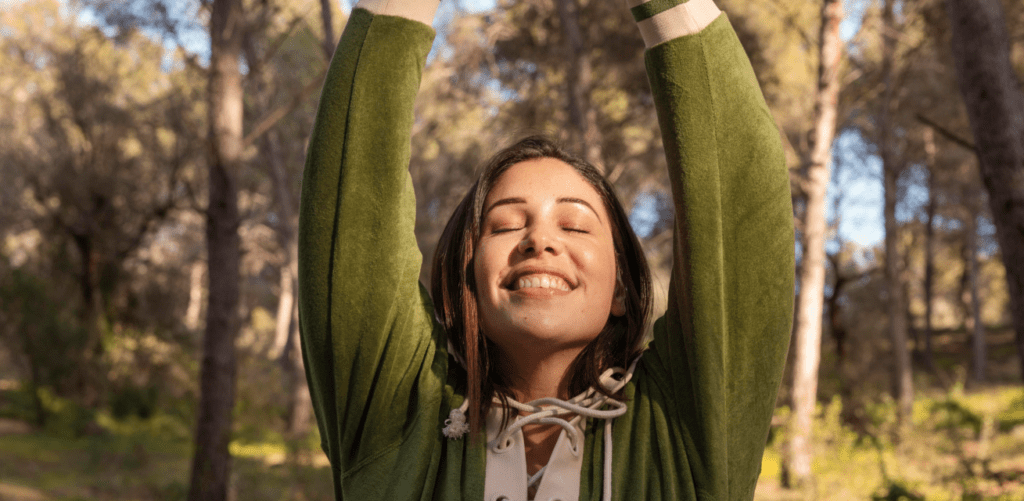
[443,357,641,501]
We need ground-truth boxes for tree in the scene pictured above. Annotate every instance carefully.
[0,0,202,413]
[554,0,604,168]
[944,0,1024,383]
[787,0,845,487]
[188,0,244,498]
[922,127,938,370]
[878,0,914,427]
[961,188,987,381]
[241,0,337,438]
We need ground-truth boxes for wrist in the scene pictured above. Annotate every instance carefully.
[356,0,441,27]
[628,0,720,48]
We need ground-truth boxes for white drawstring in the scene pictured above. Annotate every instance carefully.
[443,357,641,501]
[603,416,614,501]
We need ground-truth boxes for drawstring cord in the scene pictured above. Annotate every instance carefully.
[442,356,641,501]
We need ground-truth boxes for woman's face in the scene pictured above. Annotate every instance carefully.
[473,158,624,357]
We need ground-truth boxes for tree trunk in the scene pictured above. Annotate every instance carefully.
[263,129,311,436]
[185,260,205,332]
[319,0,335,59]
[286,310,312,436]
[880,0,913,428]
[270,262,295,358]
[554,0,604,169]
[787,0,844,487]
[69,227,103,406]
[187,0,244,498]
[965,207,987,381]
[922,128,937,370]
[945,0,1024,383]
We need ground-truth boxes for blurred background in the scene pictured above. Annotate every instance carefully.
[0,0,1022,499]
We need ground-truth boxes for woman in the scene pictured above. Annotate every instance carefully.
[298,0,794,499]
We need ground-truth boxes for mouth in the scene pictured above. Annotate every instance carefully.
[503,271,574,292]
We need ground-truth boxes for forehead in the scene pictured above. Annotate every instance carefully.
[485,158,605,206]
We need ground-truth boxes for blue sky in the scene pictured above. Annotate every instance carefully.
[829,0,887,250]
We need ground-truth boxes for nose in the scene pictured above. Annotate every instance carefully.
[517,226,562,256]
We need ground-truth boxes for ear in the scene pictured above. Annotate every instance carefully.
[611,273,626,317]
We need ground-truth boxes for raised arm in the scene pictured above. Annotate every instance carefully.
[297,0,445,482]
[637,0,795,498]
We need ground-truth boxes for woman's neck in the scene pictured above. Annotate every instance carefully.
[506,347,581,403]
[501,346,585,482]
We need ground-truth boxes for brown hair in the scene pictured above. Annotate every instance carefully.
[430,135,653,435]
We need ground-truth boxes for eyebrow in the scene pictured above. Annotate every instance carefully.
[483,196,603,222]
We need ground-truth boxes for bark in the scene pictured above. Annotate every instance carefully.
[26,340,47,427]
[319,0,336,59]
[922,128,937,370]
[827,255,849,364]
[185,260,205,332]
[880,0,913,427]
[286,308,312,436]
[787,0,844,486]
[270,262,294,358]
[69,227,102,406]
[187,0,243,498]
[945,0,1024,383]
[964,210,987,381]
[554,0,604,169]
[826,252,856,426]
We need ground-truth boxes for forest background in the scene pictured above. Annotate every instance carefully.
[0,0,1023,499]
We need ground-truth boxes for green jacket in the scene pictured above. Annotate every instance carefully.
[298,8,794,500]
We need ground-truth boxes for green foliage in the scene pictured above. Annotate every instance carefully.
[996,392,1024,432]
[932,398,983,437]
[761,385,1024,501]
[0,386,39,422]
[35,387,96,439]
[110,382,160,420]
[0,269,91,404]
[871,481,926,501]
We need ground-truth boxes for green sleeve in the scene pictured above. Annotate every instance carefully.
[644,14,795,500]
[297,8,446,483]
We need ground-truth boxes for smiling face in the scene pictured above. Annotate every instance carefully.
[473,157,624,357]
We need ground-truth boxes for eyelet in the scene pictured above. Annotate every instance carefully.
[490,436,514,454]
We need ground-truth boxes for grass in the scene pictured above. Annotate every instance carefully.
[0,416,334,501]
[754,385,1024,501]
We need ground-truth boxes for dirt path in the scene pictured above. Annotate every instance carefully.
[0,482,46,501]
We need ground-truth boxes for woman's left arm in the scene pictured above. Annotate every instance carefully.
[635,0,795,498]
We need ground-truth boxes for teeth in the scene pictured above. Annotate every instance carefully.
[514,274,570,291]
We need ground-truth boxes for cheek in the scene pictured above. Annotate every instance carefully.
[473,241,501,296]
[579,243,618,292]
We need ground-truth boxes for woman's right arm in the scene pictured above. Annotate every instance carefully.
[297,0,444,480]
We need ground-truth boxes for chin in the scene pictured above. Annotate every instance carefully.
[489,318,599,353]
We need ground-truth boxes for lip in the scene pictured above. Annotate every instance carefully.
[510,285,571,298]
[502,265,577,291]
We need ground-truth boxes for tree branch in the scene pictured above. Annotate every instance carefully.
[915,113,976,152]
[242,68,326,148]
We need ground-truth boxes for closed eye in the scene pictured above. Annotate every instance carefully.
[491,227,522,234]
[562,227,589,234]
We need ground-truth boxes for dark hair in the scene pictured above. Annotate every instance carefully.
[430,135,652,435]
